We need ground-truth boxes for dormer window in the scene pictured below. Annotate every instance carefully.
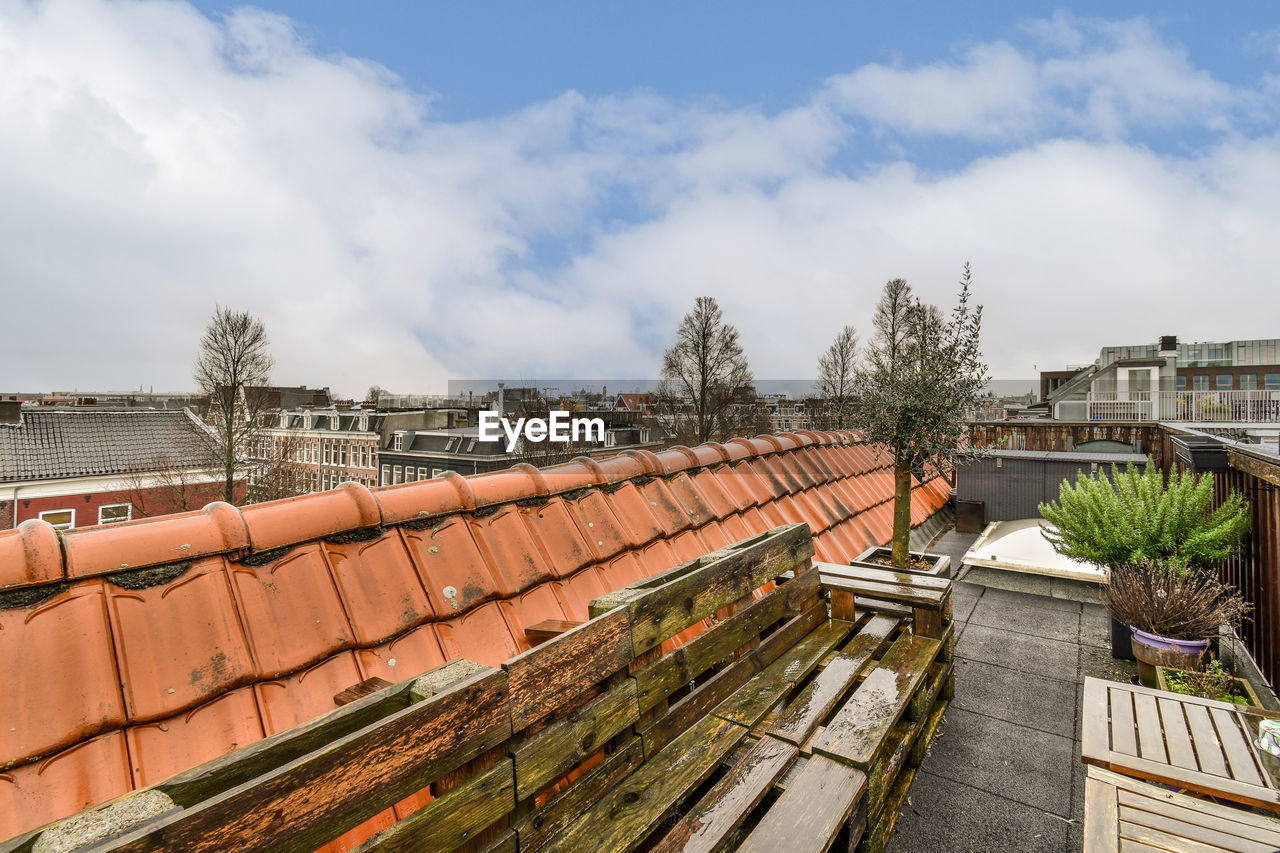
[303,412,312,429]
[279,412,288,428]
[331,413,340,430]
[393,432,404,451]
[359,415,368,432]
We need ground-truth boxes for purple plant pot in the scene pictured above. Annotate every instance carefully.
[1130,627,1210,654]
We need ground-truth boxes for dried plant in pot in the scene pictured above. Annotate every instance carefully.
[1102,559,1251,688]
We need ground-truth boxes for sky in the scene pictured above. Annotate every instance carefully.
[2,1,1280,398]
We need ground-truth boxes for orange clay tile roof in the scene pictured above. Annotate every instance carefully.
[0,429,952,845]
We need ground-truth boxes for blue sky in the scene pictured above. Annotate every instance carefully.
[3,1,1280,396]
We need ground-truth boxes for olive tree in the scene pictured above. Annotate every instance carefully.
[854,265,988,567]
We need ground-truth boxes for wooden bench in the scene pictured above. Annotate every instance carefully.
[3,524,954,853]
[1084,765,1280,852]
[1082,677,1280,812]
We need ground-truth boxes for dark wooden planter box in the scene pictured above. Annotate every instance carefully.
[1155,665,1260,707]
[852,546,951,578]
[1172,435,1229,473]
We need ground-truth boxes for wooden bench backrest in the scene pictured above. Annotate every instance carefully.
[4,523,817,853]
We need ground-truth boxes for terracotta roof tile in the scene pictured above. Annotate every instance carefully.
[435,601,519,667]
[1,580,125,764]
[635,477,695,536]
[228,548,355,676]
[325,535,434,647]
[0,732,133,836]
[241,483,380,553]
[0,428,958,842]
[403,518,501,616]
[106,558,256,723]
[468,505,554,594]
[0,519,63,588]
[355,623,446,684]
[552,568,609,622]
[522,498,595,579]
[124,687,264,787]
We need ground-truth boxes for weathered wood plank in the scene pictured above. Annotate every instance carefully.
[629,524,815,654]
[504,606,632,731]
[640,654,758,757]
[631,582,790,713]
[334,677,394,707]
[755,604,827,669]
[353,758,514,853]
[547,715,750,853]
[713,620,853,729]
[95,663,511,853]
[1080,677,1110,767]
[812,633,940,770]
[1156,697,1198,771]
[819,575,945,610]
[1110,686,1138,757]
[1133,692,1166,764]
[816,562,951,591]
[767,615,899,747]
[735,754,866,853]
[650,735,799,853]
[511,679,639,799]
[1210,707,1264,786]
[513,738,645,853]
[1182,703,1228,777]
[524,619,582,643]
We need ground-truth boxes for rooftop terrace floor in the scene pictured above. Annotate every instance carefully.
[887,529,1137,853]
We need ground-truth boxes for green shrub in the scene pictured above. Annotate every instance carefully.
[1038,460,1248,572]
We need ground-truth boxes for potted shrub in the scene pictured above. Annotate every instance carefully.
[1102,559,1250,688]
[1039,460,1249,660]
[850,545,951,577]
[1156,658,1260,707]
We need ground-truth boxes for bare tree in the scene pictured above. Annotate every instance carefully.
[854,265,988,567]
[195,306,274,504]
[659,297,755,444]
[121,457,223,518]
[815,325,859,429]
[246,431,306,504]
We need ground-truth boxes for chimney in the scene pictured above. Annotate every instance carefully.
[1159,335,1178,356]
[497,381,505,415]
[0,401,21,425]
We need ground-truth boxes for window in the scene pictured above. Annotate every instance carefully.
[381,464,391,485]
[39,509,75,530]
[393,433,404,451]
[393,465,403,484]
[417,467,429,480]
[432,468,446,478]
[1267,374,1280,391]
[405,468,416,483]
[339,442,347,466]
[98,504,131,525]
[1241,374,1258,390]
[1192,375,1209,391]
[1216,375,1233,390]
[1175,376,1186,391]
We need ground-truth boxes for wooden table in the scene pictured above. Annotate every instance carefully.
[1082,677,1280,811]
[1084,764,1280,852]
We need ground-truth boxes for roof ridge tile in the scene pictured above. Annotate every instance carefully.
[0,519,64,588]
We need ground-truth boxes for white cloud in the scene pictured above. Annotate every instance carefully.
[1,1,1279,399]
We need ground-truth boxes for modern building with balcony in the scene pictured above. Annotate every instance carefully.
[1033,335,1280,446]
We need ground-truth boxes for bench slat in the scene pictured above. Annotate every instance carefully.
[819,575,946,609]
[735,754,867,853]
[511,679,639,799]
[651,735,799,853]
[547,715,749,853]
[812,632,941,770]
[767,615,900,747]
[712,620,853,728]
[353,757,514,853]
